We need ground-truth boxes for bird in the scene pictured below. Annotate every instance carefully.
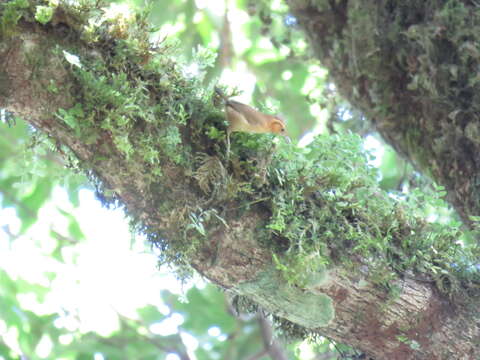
[215,87,290,156]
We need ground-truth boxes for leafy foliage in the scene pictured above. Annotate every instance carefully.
[3,0,480,359]
[262,133,480,300]
[0,117,314,359]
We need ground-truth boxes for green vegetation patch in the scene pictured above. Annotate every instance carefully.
[256,134,480,302]
[0,0,30,39]
[6,1,480,340]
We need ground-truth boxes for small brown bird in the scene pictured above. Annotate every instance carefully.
[215,87,290,155]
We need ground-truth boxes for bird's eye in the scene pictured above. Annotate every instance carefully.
[281,128,285,132]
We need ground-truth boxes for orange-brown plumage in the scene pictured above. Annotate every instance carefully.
[215,87,289,155]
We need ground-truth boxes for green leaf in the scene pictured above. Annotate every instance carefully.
[137,305,165,325]
[35,5,54,25]
[19,178,53,233]
[173,286,235,334]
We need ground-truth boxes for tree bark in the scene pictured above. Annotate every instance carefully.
[1,2,480,359]
[287,0,480,225]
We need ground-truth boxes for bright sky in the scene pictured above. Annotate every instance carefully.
[0,187,202,359]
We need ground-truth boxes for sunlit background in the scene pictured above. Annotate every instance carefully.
[0,0,456,359]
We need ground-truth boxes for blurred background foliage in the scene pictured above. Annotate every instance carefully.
[0,0,455,359]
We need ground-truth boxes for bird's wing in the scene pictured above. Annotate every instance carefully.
[226,101,265,126]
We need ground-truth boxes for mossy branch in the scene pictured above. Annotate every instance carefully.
[1,1,480,358]
[288,0,480,225]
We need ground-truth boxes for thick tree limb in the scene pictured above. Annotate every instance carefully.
[1,2,480,359]
[287,0,480,224]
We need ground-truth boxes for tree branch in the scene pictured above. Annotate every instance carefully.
[287,0,480,225]
[1,2,479,359]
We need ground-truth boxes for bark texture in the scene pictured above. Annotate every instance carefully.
[287,0,480,224]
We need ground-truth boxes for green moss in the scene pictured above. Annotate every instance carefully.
[13,1,226,277]
[224,129,480,339]
[58,46,195,169]
[11,0,480,341]
[255,133,480,301]
[273,252,329,289]
[0,0,30,39]
[34,4,54,25]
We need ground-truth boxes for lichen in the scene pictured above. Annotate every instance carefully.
[237,266,335,328]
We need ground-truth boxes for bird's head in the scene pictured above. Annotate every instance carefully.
[269,116,291,143]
